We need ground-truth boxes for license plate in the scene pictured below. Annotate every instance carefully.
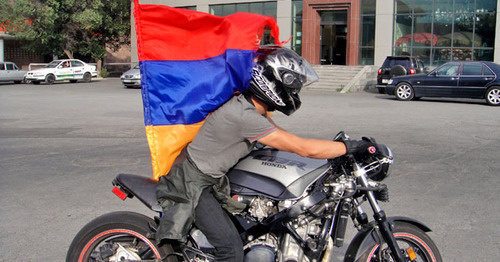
[123,80,132,83]
[382,79,389,84]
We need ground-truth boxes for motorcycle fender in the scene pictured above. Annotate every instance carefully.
[343,216,432,262]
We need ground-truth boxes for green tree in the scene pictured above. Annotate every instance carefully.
[0,0,130,70]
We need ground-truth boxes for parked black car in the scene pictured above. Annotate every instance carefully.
[376,56,427,94]
[385,61,500,106]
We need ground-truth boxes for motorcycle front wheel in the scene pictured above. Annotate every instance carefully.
[361,221,442,262]
[66,211,178,262]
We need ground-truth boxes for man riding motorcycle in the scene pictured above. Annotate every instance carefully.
[156,46,375,261]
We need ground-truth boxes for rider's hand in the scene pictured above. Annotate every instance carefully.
[343,137,377,156]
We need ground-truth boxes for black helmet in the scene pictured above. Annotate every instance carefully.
[249,46,319,115]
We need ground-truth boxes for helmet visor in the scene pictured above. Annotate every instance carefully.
[270,48,319,88]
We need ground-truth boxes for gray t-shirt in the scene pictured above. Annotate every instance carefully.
[187,94,277,178]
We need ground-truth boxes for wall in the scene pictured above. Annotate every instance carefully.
[373,0,393,66]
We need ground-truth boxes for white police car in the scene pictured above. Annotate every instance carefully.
[26,59,97,85]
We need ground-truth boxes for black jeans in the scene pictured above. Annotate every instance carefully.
[194,188,244,262]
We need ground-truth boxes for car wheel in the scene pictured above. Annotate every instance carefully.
[485,86,500,106]
[395,82,414,101]
[83,72,91,83]
[45,74,55,85]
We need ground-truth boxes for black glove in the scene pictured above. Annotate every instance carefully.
[343,137,377,156]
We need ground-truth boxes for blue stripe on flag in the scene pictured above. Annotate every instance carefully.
[141,49,255,126]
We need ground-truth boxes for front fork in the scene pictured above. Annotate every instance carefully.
[353,163,407,262]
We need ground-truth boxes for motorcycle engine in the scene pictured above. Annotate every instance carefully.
[235,196,280,221]
[239,196,324,262]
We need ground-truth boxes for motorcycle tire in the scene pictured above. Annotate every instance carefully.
[66,211,178,262]
[360,221,442,262]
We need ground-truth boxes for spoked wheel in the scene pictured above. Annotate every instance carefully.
[485,86,500,106]
[395,83,415,101]
[66,211,178,262]
[362,222,442,262]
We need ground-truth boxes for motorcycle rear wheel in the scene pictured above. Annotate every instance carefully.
[361,221,442,262]
[66,211,178,262]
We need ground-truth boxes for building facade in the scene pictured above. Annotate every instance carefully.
[131,0,500,67]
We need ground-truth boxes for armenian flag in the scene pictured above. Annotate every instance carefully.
[133,0,281,179]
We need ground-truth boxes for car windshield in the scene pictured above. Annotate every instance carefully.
[45,61,62,68]
[133,65,140,69]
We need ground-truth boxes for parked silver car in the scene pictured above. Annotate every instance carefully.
[120,64,141,88]
[0,62,27,84]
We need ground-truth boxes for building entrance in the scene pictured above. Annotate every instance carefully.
[320,10,347,65]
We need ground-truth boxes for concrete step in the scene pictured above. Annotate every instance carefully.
[307,65,378,92]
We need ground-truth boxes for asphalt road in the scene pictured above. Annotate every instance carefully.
[0,78,499,261]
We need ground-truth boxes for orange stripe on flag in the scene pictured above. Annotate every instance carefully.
[146,123,204,180]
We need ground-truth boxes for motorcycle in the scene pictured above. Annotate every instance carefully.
[66,132,442,262]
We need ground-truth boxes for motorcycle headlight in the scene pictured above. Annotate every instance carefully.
[366,144,393,182]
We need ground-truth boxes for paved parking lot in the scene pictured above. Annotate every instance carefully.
[0,78,499,261]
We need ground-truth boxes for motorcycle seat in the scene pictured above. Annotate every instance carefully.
[113,174,162,212]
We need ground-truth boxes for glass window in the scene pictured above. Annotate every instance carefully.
[455,0,475,13]
[210,5,222,15]
[436,62,460,76]
[412,14,433,47]
[413,0,433,14]
[484,65,494,75]
[236,3,249,13]
[5,63,14,70]
[361,16,375,46]
[395,0,412,14]
[394,14,413,50]
[210,2,277,17]
[263,2,276,17]
[177,6,196,11]
[291,0,302,55]
[412,48,431,65]
[249,3,260,14]
[361,0,376,15]
[360,0,376,64]
[434,13,453,47]
[475,49,494,61]
[223,4,236,15]
[476,0,497,13]
[359,48,374,65]
[71,60,84,67]
[461,63,483,75]
[451,48,473,61]
[434,0,454,13]
[433,48,452,64]
[475,13,496,48]
[0,63,4,70]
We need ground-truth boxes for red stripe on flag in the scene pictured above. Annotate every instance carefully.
[133,0,280,61]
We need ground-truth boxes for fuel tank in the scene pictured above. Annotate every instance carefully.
[227,149,329,200]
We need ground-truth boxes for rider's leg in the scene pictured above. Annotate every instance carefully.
[194,188,244,262]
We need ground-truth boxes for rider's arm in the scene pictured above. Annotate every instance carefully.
[257,129,347,159]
